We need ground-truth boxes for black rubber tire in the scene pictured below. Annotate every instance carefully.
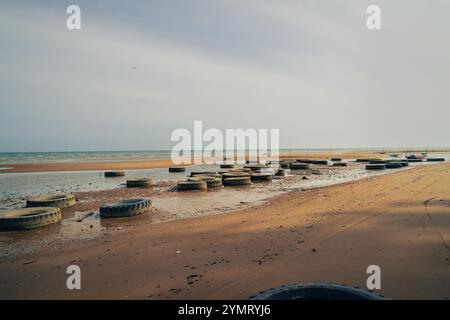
[251,173,272,182]
[126,178,153,188]
[290,163,309,170]
[250,283,384,300]
[406,155,423,160]
[223,177,251,186]
[221,172,251,180]
[385,163,402,169]
[331,158,342,162]
[275,169,286,176]
[104,171,125,177]
[388,160,408,167]
[407,159,423,163]
[368,159,386,164]
[169,167,186,172]
[333,162,347,167]
[100,198,152,218]
[356,159,370,162]
[188,176,223,188]
[190,171,217,177]
[366,164,385,170]
[177,181,207,191]
[220,164,235,169]
[26,194,76,208]
[0,207,61,231]
[427,158,445,162]
[311,160,328,165]
[280,162,290,169]
[244,164,267,171]
[228,168,252,173]
[296,159,312,164]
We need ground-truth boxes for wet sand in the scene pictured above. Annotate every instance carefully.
[0,162,449,299]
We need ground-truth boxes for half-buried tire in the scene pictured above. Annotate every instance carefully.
[188,176,223,188]
[223,176,251,186]
[333,162,347,167]
[290,163,309,170]
[190,171,217,177]
[177,181,207,191]
[220,164,235,169]
[126,178,152,188]
[221,172,251,180]
[366,164,385,170]
[244,164,267,171]
[104,171,125,177]
[385,163,402,169]
[250,173,272,182]
[100,198,152,218]
[169,167,186,172]
[26,193,76,208]
[0,207,61,231]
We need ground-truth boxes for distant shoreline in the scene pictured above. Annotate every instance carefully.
[1,150,449,174]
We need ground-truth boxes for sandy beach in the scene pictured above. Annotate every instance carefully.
[0,161,449,299]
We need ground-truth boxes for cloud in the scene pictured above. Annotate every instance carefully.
[0,0,449,151]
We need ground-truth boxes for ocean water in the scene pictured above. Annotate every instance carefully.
[0,151,173,164]
[0,150,308,164]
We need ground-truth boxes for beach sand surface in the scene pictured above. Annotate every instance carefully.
[0,163,449,299]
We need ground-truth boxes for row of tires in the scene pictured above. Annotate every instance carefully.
[0,194,153,230]
[364,157,447,170]
[366,163,406,170]
[0,193,77,231]
[176,166,277,190]
[358,157,445,163]
[281,160,347,170]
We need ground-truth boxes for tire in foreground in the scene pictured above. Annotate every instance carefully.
[0,207,61,231]
[250,283,384,300]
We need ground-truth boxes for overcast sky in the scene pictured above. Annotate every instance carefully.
[0,0,449,152]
